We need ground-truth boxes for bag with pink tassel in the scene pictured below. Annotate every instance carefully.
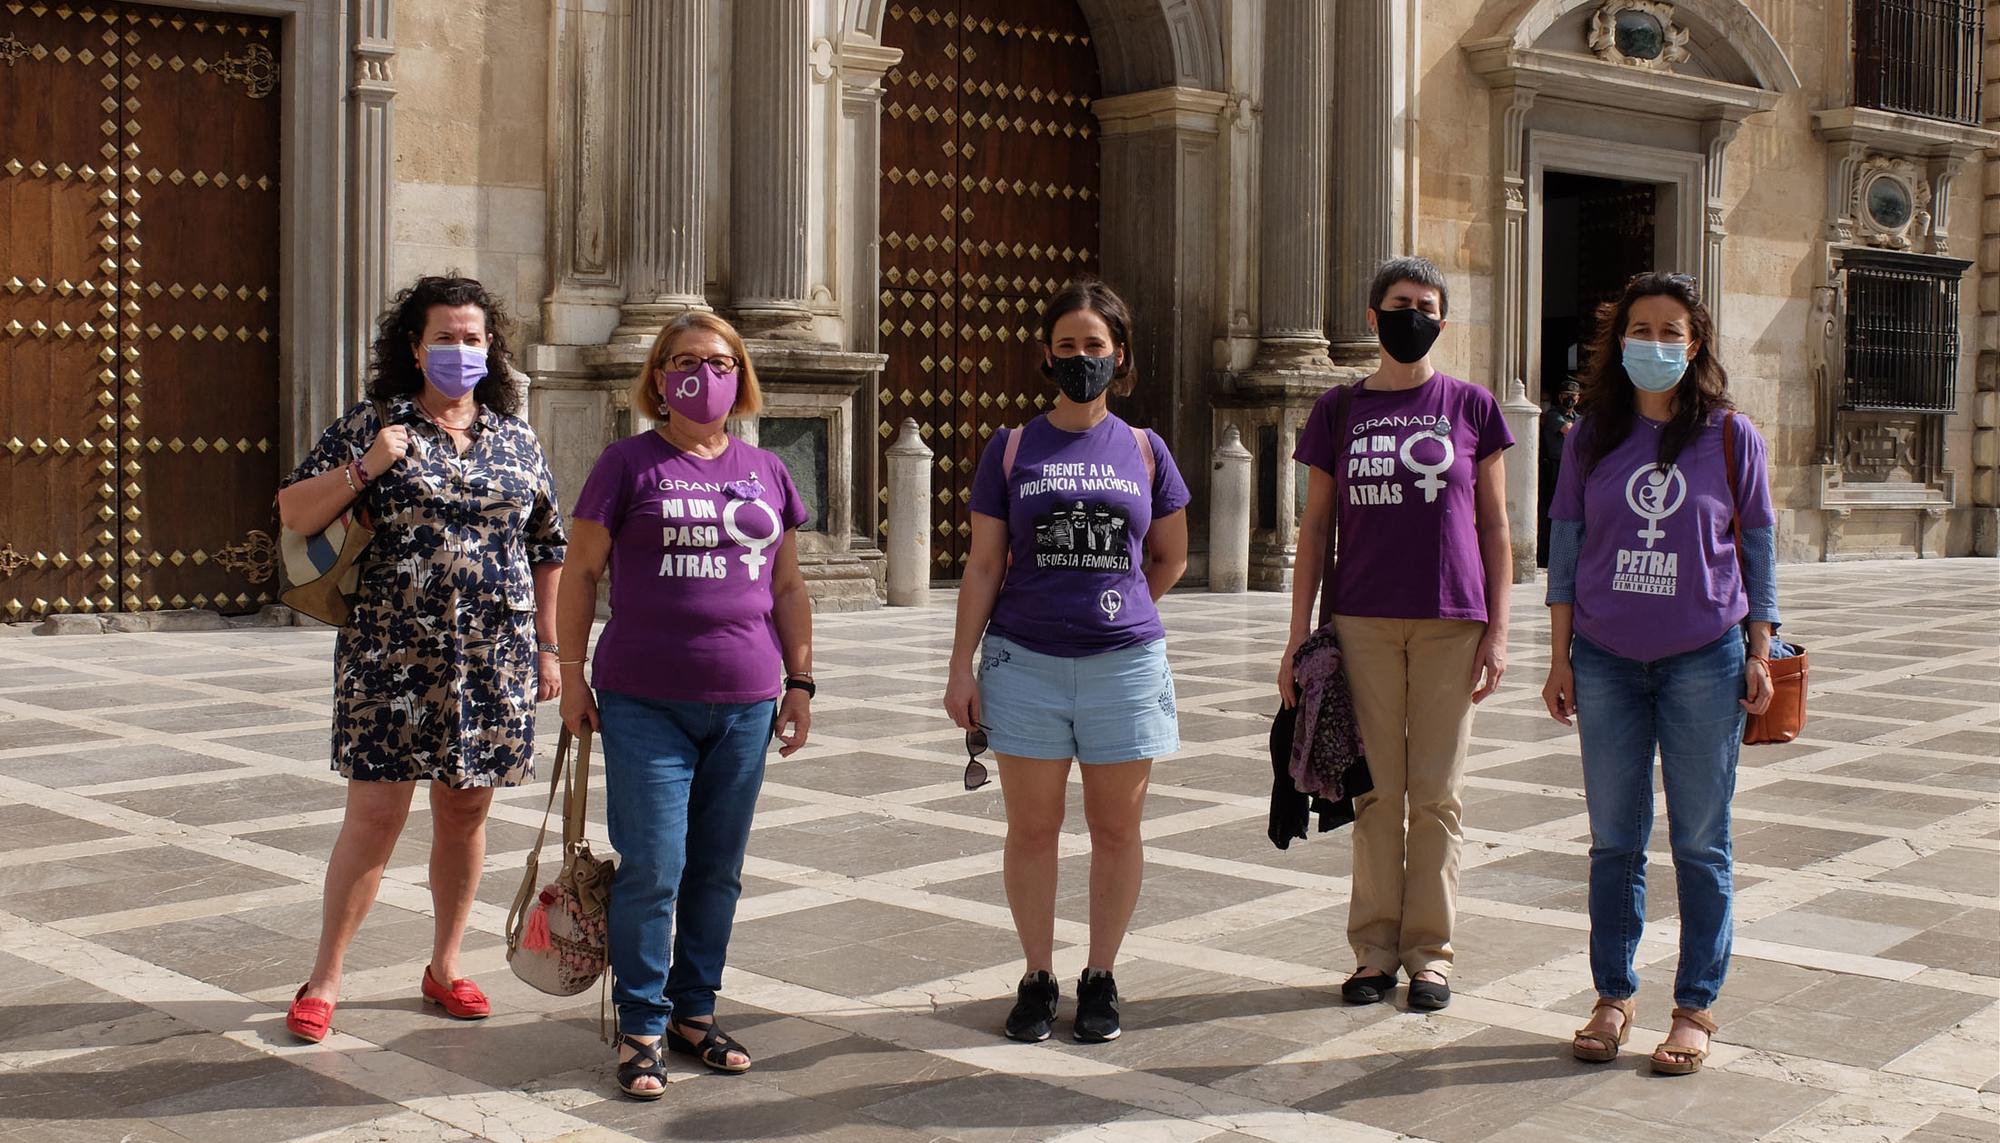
[506,727,615,1000]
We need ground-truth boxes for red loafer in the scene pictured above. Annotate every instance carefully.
[286,984,335,1043]
[420,965,491,1019]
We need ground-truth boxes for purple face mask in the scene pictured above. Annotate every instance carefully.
[660,362,738,424]
[424,343,488,399]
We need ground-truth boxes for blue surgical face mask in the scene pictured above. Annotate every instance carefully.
[1621,338,1688,393]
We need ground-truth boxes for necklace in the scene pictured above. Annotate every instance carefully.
[418,398,476,432]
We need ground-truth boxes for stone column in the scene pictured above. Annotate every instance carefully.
[730,0,817,339]
[1252,0,1332,372]
[1489,87,1537,402]
[542,0,628,348]
[1501,379,1541,583]
[1329,0,1396,363]
[885,419,932,607]
[1209,426,1252,593]
[618,0,710,337]
[347,0,395,393]
[1700,119,1741,342]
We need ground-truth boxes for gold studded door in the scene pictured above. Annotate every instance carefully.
[878,0,1100,580]
[0,3,280,620]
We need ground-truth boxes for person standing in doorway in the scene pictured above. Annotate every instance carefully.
[944,279,1191,1045]
[1539,376,1583,565]
[1278,256,1513,1012]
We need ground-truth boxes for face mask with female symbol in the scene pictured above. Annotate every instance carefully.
[660,361,739,424]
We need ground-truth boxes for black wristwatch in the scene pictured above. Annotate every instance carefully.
[783,675,816,699]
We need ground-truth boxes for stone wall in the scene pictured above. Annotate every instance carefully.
[391,0,551,346]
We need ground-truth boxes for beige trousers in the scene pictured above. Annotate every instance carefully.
[1333,615,1485,978]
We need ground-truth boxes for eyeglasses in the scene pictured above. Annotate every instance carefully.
[669,353,741,375]
[963,725,991,790]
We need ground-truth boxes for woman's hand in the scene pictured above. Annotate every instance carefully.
[536,651,562,702]
[1471,629,1507,703]
[1542,659,1576,726]
[1277,633,1304,708]
[361,424,411,480]
[1741,657,1774,716]
[560,681,599,734]
[775,690,811,757]
[943,664,981,732]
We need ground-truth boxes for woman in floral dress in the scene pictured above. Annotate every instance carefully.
[275,275,567,1042]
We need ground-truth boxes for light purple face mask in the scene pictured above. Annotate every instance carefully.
[660,362,738,424]
[424,343,488,399]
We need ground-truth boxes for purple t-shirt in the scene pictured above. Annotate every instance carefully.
[970,414,1191,657]
[1293,373,1514,622]
[572,433,810,703]
[1552,410,1775,662]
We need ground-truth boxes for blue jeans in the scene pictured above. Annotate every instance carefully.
[1571,630,1745,1010]
[598,689,775,1037]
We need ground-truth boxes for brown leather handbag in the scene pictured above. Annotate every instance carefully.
[1722,415,1807,745]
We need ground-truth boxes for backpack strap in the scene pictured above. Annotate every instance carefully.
[1001,422,1025,478]
[1129,424,1156,487]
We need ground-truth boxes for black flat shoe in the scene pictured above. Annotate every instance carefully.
[1072,969,1121,1043]
[1341,971,1398,1006]
[1407,976,1451,1011]
[1005,970,1059,1042]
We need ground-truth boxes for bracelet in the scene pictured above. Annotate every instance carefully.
[350,458,372,488]
[557,658,586,666]
[537,640,560,655]
[342,465,358,494]
[783,675,817,699]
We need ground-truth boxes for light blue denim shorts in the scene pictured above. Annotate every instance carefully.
[976,634,1179,764]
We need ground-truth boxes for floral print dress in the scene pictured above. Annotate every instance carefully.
[282,396,568,787]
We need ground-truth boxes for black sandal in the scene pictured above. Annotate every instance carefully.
[667,1019,752,1074]
[615,1034,667,1100]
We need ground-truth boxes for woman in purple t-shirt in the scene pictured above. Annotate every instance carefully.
[555,312,814,1099]
[944,279,1191,1046]
[1542,273,1778,1075]
[1280,257,1514,1013]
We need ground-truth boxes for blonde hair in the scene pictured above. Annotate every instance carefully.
[631,311,764,421]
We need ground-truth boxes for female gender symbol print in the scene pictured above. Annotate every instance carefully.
[1398,416,1457,503]
[1623,463,1687,549]
[723,497,784,580]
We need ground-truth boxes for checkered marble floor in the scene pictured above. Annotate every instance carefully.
[0,560,1994,1143]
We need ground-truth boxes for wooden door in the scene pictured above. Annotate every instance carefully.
[878,0,1101,579]
[0,2,281,619]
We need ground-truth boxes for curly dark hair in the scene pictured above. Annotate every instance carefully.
[1574,271,1732,477]
[1038,277,1138,397]
[365,275,518,416]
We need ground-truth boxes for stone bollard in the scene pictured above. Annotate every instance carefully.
[1501,377,1541,584]
[885,418,934,606]
[1209,424,1253,593]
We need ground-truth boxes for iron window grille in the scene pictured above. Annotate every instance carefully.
[1839,248,1970,413]
[1852,0,1985,125]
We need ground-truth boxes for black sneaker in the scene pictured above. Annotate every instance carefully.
[1072,968,1121,1043]
[1004,971,1059,1042]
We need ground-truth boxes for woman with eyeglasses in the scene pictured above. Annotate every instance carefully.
[556,311,814,1099]
[1543,272,1778,1075]
[943,278,1191,1045]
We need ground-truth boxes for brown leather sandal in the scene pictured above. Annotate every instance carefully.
[1571,996,1633,1063]
[1649,1007,1717,1075]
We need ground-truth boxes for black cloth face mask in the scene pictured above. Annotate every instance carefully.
[1051,353,1116,402]
[1372,307,1443,365]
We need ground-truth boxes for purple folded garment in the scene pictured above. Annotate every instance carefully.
[1289,625,1366,799]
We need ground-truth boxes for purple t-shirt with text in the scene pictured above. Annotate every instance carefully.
[970,414,1191,657]
[1293,373,1513,622]
[572,433,810,704]
[1551,410,1774,662]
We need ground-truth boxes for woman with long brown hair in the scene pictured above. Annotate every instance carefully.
[1541,272,1778,1075]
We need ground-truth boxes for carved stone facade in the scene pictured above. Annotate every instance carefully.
[260,0,1993,601]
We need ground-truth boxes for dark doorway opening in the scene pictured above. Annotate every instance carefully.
[1537,171,1659,565]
